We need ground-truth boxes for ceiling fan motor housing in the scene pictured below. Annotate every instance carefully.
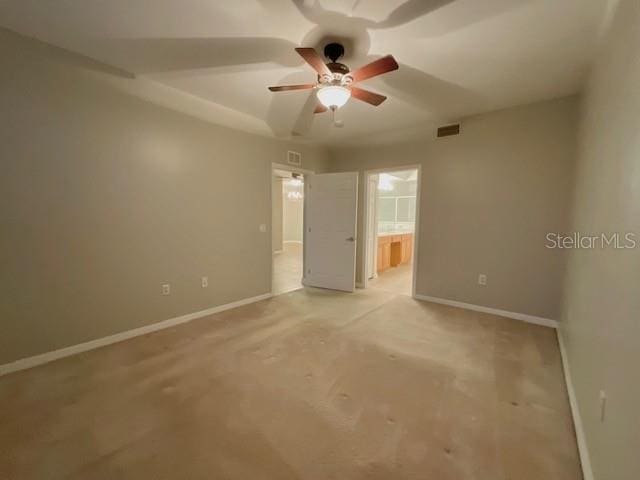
[327,62,350,75]
[319,43,351,84]
[318,62,351,86]
[324,42,345,62]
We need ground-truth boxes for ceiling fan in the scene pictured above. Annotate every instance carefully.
[268,43,398,114]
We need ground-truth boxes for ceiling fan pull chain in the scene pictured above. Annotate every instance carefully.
[332,109,344,128]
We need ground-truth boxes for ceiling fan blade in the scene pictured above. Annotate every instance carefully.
[268,84,316,92]
[350,86,387,106]
[314,104,328,114]
[349,55,399,83]
[295,47,332,77]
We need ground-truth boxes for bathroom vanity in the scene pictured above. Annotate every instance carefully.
[377,232,413,273]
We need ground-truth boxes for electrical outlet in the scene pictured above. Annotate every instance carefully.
[478,274,487,286]
[259,224,267,233]
[162,284,171,295]
[599,390,607,422]
[201,276,208,288]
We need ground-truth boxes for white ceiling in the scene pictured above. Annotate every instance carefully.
[0,0,607,146]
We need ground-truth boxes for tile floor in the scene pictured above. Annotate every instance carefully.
[272,242,303,295]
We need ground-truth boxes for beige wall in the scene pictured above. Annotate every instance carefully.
[561,1,640,478]
[329,96,579,320]
[0,29,329,364]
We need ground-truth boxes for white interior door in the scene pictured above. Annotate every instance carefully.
[304,172,358,292]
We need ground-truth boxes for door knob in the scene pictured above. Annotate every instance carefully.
[346,237,355,242]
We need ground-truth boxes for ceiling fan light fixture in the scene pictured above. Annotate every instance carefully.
[316,85,351,109]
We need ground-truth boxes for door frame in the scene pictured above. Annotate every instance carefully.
[271,163,314,295]
[362,164,422,297]
[365,174,379,282]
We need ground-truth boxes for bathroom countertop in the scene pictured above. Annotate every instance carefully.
[377,231,414,237]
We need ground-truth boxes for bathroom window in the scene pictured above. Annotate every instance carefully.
[377,195,416,233]
[396,197,416,222]
[378,197,397,222]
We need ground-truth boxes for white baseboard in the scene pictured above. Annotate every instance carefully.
[413,294,559,329]
[0,292,272,377]
[283,240,302,244]
[557,330,594,480]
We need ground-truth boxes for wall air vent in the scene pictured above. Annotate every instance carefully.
[437,124,460,138]
[287,150,302,166]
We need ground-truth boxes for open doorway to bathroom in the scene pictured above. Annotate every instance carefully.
[363,167,420,296]
[272,164,309,295]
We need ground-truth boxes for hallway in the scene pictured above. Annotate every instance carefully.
[272,242,303,295]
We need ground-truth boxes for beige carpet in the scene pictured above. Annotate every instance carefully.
[0,288,581,479]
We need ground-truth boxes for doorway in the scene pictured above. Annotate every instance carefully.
[363,167,420,296]
[271,164,311,295]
